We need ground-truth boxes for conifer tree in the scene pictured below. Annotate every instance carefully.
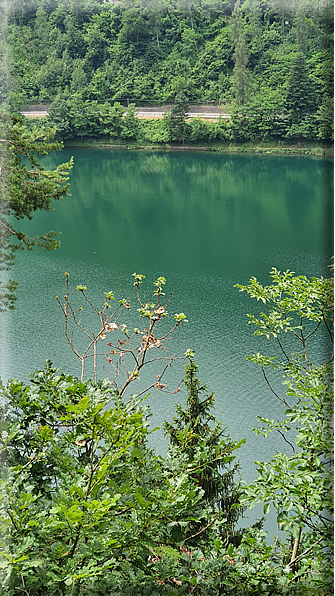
[286,52,315,119]
[164,350,245,546]
[231,0,252,106]
[0,112,73,310]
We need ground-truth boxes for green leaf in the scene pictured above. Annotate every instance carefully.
[277,511,287,524]
[131,447,143,460]
[263,502,270,515]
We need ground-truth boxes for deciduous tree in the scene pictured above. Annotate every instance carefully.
[235,267,334,593]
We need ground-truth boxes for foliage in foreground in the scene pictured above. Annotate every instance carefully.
[0,275,244,595]
[0,268,333,594]
[0,364,210,594]
[235,267,334,593]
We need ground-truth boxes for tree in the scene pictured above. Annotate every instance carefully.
[286,52,315,119]
[164,350,245,547]
[83,19,108,70]
[118,7,149,47]
[231,0,252,106]
[316,93,334,142]
[0,274,240,594]
[166,91,189,144]
[46,95,74,139]
[177,0,196,30]
[4,0,333,143]
[285,52,318,140]
[56,272,188,386]
[0,266,332,593]
[70,59,87,93]
[121,102,139,139]
[234,267,333,593]
[140,0,162,48]
[0,363,205,595]
[0,112,73,309]
[33,6,49,63]
[107,101,125,138]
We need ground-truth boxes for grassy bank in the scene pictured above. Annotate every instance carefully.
[64,136,333,158]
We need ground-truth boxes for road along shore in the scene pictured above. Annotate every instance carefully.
[21,105,231,120]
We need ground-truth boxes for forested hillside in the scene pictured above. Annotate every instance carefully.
[3,0,334,143]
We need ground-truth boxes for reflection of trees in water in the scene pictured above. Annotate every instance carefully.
[72,149,329,210]
[29,149,332,278]
[139,153,170,173]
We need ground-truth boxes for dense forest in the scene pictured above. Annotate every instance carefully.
[2,0,334,143]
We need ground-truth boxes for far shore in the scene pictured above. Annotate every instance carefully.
[22,108,333,157]
[63,138,334,158]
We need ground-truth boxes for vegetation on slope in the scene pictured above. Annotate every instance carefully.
[2,0,334,144]
[0,269,333,594]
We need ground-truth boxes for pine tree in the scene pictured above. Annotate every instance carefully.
[164,350,245,546]
[231,0,252,106]
[286,52,315,119]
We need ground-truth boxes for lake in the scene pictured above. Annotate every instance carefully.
[0,148,333,495]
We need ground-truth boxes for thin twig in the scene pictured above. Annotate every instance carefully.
[262,368,292,409]
[184,517,216,542]
[277,429,295,453]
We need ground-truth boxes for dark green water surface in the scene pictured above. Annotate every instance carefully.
[1,149,333,488]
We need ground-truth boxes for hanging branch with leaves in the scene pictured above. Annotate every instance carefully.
[0,112,73,310]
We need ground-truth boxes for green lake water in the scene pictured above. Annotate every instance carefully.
[0,149,333,501]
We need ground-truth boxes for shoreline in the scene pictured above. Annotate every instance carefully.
[64,138,334,158]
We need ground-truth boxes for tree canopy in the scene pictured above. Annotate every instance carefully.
[3,0,333,144]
